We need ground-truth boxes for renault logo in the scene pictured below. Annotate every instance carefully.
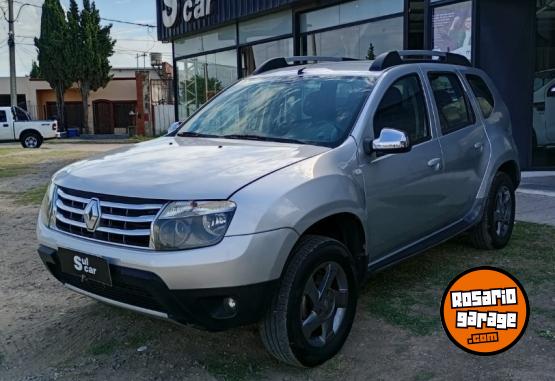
[83,198,101,232]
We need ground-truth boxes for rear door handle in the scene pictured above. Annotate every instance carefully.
[427,158,442,171]
[2,123,8,128]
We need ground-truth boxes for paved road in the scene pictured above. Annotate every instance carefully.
[517,172,555,226]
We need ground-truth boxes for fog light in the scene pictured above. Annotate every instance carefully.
[224,297,237,311]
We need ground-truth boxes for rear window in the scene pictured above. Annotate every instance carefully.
[428,72,475,134]
[0,110,6,123]
[466,74,495,118]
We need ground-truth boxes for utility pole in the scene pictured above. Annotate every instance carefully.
[8,0,17,107]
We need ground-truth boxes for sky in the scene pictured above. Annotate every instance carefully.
[0,0,172,77]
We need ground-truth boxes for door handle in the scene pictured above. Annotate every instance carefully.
[427,158,442,171]
[2,123,8,128]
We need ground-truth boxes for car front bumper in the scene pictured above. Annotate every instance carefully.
[37,223,298,330]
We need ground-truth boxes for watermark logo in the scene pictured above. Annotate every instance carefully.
[441,267,529,355]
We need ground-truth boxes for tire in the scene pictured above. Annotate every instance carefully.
[21,132,43,149]
[470,172,516,250]
[260,235,358,367]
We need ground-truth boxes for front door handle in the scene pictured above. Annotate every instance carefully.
[427,158,442,171]
[2,123,8,128]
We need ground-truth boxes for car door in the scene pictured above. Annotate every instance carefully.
[360,70,448,259]
[0,110,14,140]
[424,70,488,222]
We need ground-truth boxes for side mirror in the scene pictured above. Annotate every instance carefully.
[364,128,411,155]
[167,121,182,136]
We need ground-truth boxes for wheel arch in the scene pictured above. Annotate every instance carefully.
[497,160,521,189]
[285,212,368,283]
[18,129,42,141]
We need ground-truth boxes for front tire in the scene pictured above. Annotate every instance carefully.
[260,235,358,367]
[470,172,516,250]
[21,132,43,149]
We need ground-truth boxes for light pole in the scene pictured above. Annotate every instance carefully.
[8,0,17,107]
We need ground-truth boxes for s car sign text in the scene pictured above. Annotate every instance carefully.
[162,0,213,28]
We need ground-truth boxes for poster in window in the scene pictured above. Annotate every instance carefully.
[432,1,472,61]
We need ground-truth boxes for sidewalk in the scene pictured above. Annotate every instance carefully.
[516,171,555,226]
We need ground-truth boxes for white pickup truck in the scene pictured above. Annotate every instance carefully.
[0,106,58,148]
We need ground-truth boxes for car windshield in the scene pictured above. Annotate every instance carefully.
[177,75,376,147]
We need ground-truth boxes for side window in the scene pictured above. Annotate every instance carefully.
[373,74,430,145]
[466,74,495,119]
[428,72,475,134]
[0,111,6,123]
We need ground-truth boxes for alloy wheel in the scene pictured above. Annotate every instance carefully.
[300,261,349,348]
[493,185,513,238]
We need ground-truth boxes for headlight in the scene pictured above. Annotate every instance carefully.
[150,201,236,251]
[40,181,56,228]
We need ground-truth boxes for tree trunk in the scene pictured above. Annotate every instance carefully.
[80,83,91,134]
[55,84,66,132]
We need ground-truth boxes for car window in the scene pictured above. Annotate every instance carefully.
[12,106,30,121]
[0,110,6,123]
[182,75,376,148]
[373,74,430,145]
[466,74,495,119]
[428,72,475,134]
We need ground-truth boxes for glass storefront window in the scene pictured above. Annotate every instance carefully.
[177,50,238,119]
[174,25,236,58]
[432,1,473,61]
[239,10,292,44]
[241,38,294,76]
[532,0,555,167]
[300,0,404,33]
[301,17,404,60]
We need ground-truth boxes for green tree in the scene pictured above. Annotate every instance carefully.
[35,0,72,130]
[68,0,115,134]
[29,61,41,79]
[366,43,376,60]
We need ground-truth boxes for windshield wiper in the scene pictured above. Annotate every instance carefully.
[222,134,308,145]
[177,131,220,138]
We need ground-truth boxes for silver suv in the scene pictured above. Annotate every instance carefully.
[37,51,520,367]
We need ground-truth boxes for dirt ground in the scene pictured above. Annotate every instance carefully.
[0,143,554,381]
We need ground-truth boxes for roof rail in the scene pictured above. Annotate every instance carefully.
[253,56,358,75]
[370,50,472,71]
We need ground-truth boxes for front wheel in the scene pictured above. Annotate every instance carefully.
[21,132,43,149]
[470,172,516,250]
[260,235,358,367]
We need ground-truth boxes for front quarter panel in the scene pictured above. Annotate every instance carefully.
[227,137,367,239]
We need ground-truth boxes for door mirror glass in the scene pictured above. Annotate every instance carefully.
[365,128,411,155]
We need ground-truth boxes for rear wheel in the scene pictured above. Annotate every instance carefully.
[470,172,516,250]
[260,235,358,367]
[21,132,43,149]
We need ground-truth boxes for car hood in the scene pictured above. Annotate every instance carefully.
[53,137,329,200]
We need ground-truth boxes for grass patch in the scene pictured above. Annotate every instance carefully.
[362,223,555,336]
[537,329,555,341]
[15,184,48,205]
[203,354,263,381]
[0,148,89,179]
[89,338,119,356]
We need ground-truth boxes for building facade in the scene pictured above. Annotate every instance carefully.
[0,66,175,136]
[156,0,554,170]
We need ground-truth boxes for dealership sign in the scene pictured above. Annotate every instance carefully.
[161,0,212,27]
[156,0,299,41]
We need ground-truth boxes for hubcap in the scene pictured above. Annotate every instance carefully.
[493,185,513,237]
[300,262,349,348]
[25,136,38,148]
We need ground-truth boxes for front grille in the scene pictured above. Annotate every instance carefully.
[54,187,166,248]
